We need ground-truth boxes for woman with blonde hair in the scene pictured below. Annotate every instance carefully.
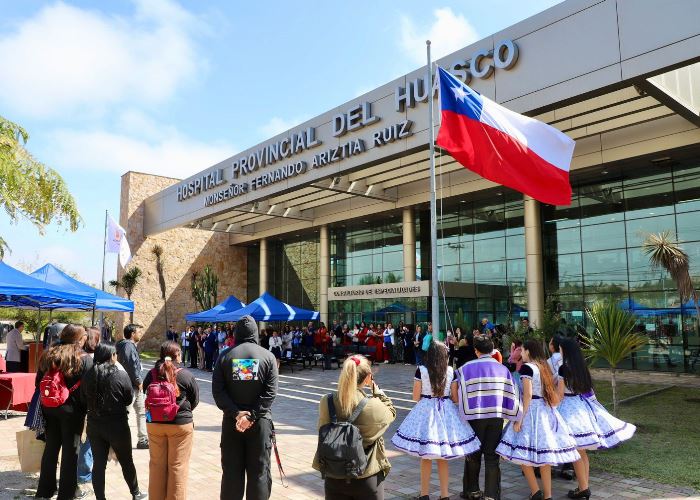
[35,324,93,500]
[313,355,396,499]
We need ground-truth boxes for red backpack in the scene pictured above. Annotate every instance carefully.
[145,368,181,422]
[40,369,81,408]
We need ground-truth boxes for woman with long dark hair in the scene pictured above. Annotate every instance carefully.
[496,339,579,500]
[35,324,92,500]
[392,342,480,500]
[557,338,636,500]
[81,343,145,500]
[143,341,199,500]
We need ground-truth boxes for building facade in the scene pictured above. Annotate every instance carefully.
[120,0,700,369]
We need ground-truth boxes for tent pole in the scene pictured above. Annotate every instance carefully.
[100,209,108,329]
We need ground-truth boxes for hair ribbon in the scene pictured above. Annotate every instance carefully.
[350,356,361,366]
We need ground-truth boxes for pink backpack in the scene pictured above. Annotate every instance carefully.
[40,369,81,408]
[145,368,181,422]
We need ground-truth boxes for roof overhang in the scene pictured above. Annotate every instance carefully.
[142,0,700,242]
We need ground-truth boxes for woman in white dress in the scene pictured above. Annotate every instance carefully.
[392,341,480,500]
[496,339,580,500]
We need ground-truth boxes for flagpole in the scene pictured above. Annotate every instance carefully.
[100,209,107,328]
[426,40,440,337]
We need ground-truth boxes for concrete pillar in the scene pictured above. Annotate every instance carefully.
[524,195,545,328]
[319,225,330,325]
[259,238,268,296]
[402,208,416,282]
[259,238,268,330]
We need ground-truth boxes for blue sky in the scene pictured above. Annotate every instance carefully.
[0,0,562,285]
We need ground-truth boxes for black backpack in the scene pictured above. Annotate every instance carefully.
[316,393,369,478]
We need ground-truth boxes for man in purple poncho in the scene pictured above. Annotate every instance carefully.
[456,335,521,500]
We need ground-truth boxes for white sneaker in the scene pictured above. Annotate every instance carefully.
[383,360,389,364]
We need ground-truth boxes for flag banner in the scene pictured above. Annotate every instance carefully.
[106,215,132,267]
[436,67,575,206]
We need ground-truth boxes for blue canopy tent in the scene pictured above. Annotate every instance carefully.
[216,292,319,322]
[0,261,95,308]
[185,295,245,322]
[376,302,413,314]
[30,263,134,312]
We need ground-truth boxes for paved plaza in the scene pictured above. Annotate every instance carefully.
[1,361,698,500]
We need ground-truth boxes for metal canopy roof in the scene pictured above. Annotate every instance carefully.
[184,72,695,244]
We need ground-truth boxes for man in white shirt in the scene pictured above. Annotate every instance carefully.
[6,321,27,372]
[383,322,395,364]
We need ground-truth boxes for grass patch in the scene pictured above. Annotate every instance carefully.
[589,386,700,490]
[139,350,159,361]
[590,382,660,407]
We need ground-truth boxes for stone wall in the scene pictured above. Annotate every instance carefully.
[116,171,247,351]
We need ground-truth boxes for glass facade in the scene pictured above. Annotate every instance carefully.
[247,237,320,310]
[331,220,404,286]
[543,160,700,372]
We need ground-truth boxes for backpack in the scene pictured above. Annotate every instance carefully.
[40,369,81,408]
[316,394,369,479]
[145,368,181,422]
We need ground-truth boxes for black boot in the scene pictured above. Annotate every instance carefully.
[529,491,543,500]
[567,487,591,499]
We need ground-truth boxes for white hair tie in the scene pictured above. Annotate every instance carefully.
[164,356,172,361]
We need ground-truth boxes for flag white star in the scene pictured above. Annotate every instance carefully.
[451,85,468,102]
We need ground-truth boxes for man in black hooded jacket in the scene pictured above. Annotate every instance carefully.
[212,315,278,500]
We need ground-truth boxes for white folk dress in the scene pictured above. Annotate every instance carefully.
[391,365,480,460]
[496,362,581,466]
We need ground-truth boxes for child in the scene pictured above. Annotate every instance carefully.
[392,342,480,500]
[557,338,636,500]
[496,339,580,500]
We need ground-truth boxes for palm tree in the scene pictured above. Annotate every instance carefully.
[152,244,168,331]
[0,115,81,257]
[110,266,142,323]
[584,301,647,414]
[191,264,219,311]
[642,231,700,321]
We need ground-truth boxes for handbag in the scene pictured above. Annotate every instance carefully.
[16,429,45,473]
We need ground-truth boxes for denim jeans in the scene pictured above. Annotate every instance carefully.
[77,438,93,483]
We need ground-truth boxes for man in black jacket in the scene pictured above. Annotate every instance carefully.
[212,315,278,500]
[116,324,148,449]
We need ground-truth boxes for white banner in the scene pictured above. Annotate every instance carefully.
[106,215,132,267]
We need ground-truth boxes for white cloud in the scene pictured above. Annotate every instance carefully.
[399,7,479,65]
[47,127,235,179]
[259,116,310,138]
[0,0,205,119]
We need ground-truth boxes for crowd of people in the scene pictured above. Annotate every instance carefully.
[16,314,636,500]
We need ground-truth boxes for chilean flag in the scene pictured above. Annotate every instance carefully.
[436,67,575,206]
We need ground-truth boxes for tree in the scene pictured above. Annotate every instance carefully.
[642,231,700,322]
[110,266,142,323]
[0,115,81,257]
[583,301,647,415]
[191,264,219,311]
[152,245,168,331]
